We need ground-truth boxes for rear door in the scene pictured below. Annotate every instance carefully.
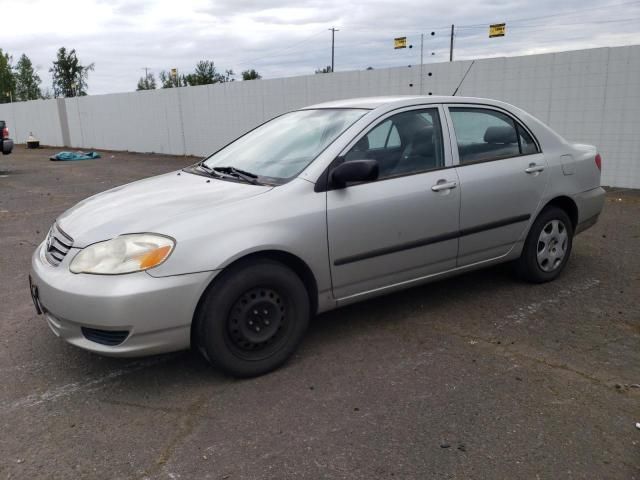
[326,106,460,300]
[445,105,548,266]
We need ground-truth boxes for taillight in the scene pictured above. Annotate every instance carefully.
[595,153,602,171]
[1,127,7,139]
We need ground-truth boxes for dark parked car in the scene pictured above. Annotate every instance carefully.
[1,120,14,155]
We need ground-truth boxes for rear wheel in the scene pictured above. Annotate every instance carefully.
[195,259,310,377]
[516,206,574,283]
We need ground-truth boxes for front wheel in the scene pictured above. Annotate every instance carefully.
[195,259,310,377]
[516,206,574,283]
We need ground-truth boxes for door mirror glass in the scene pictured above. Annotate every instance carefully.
[331,159,379,188]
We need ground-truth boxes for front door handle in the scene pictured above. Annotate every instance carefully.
[525,163,545,174]
[431,180,458,192]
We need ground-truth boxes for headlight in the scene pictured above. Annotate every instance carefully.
[69,234,175,274]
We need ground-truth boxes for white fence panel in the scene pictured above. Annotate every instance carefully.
[0,99,62,146]
[1,45,639,187]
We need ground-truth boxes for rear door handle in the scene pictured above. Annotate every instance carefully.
[525,163,545,174]
[431,180,458,192]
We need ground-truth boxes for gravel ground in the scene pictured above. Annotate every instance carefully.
[1,146,639,479]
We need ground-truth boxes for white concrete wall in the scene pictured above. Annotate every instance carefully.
[1,44,638,188]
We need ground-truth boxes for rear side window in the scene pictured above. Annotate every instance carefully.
[449,107,538,164]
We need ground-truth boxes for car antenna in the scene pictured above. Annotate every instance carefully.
[452,60,475,96]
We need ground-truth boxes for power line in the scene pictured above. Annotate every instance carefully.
[447,18,640,42]
[241,18,638,75]
[220,4,640,78]
[261,13,638,59]
[473,16,640,29]
[456,0,640,28]
[341,0,639,35]
[229,28,329,70]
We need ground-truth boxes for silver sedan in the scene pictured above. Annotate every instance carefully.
[30,96,605,377]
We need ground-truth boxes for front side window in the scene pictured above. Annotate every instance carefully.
[365,120,401,149]
[344,108,444,179]
[449,107,537,164]
[203,109,366,182]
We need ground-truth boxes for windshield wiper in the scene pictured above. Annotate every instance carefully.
[210,166,261,185]
[196,162,226,178]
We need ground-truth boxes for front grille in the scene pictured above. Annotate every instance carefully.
[44,223,73,266]
[81,327,130,346]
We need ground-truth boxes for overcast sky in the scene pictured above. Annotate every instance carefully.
[1,0,639,95]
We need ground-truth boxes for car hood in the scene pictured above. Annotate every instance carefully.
[57,170,273,247]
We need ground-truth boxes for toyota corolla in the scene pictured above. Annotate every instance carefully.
[30,96,605,377]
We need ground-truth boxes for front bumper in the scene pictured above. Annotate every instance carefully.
[30,242,217,356]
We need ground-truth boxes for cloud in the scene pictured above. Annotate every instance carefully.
[0,0,638,94]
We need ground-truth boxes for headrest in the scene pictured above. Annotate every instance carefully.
[404,126,434,157]
[412,126,434,146]
[484,126,517,144]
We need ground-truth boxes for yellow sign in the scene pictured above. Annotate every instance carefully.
[489,23,506,38]
[394,37,407,49]
[170,68,178,78]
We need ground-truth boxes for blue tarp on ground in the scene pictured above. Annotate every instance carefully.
[49,151,101,161]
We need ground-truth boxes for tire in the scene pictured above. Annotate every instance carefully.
[515,206,574,283]
[195,259,310,377]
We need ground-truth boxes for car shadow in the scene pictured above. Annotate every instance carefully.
[44,252,603,407]
[61,261,518,385]
[307,262,515,337]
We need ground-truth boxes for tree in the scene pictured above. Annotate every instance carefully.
[184,60,217,86]
[222,69,235,83]
[0,49,15,103]
[183,61,234,86]
[50,47,94,97]
[159,70,185,88]
[14,54,41,101]
[160,61,235,88]
[136,72,157,90]
[315,66,332,74]
[241,69,261,80]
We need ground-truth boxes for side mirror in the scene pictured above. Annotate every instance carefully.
[330,159,379,188]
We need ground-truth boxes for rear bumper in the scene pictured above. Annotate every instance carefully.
[573,186,605,235]
[30,241,217,357]
[1,138,13,155]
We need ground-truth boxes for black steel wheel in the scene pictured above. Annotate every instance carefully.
[226,287,290,360]
[195,258,310,377]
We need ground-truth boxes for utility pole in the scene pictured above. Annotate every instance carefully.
[329,27,339,72]
[449,24,455,62]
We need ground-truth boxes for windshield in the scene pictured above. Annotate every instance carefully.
[202,109,366,181]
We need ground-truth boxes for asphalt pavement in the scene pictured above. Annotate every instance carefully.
[1,146,638,479]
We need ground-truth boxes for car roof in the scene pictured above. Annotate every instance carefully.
[303,95,503,110]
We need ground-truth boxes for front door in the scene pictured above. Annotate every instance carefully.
[326,107,461,300]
